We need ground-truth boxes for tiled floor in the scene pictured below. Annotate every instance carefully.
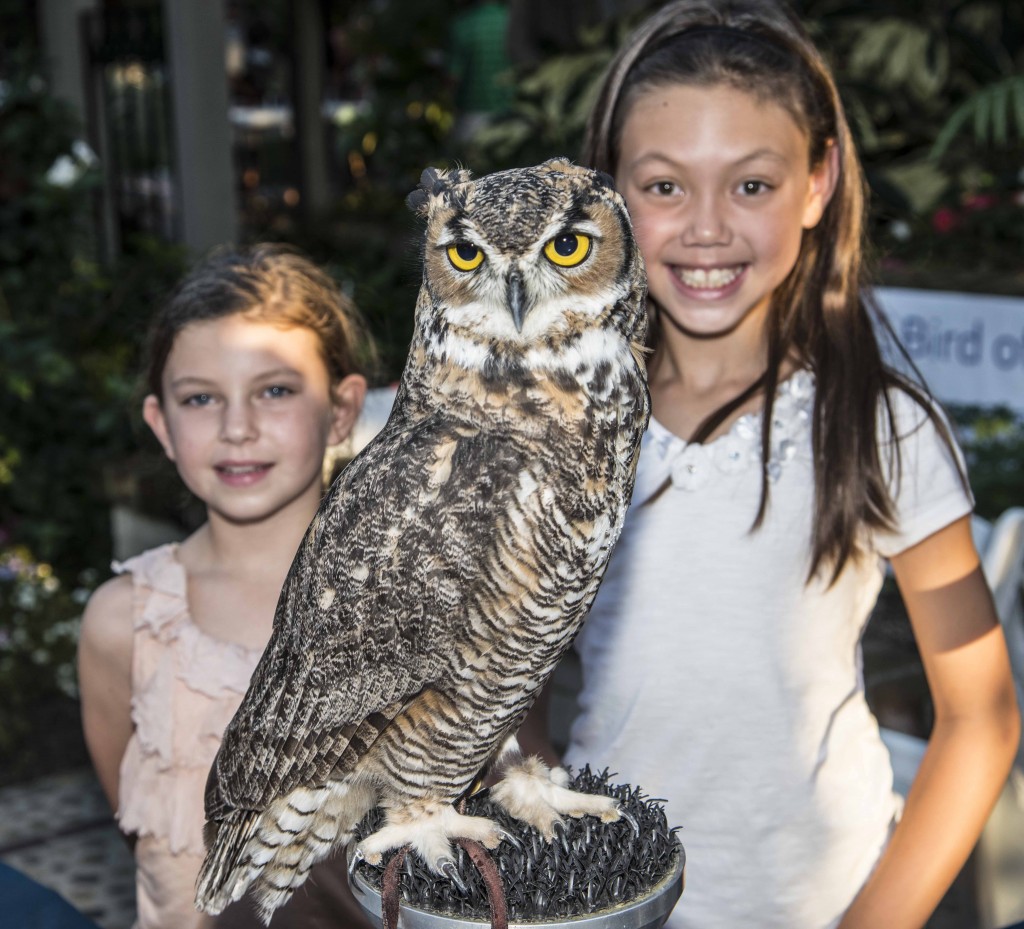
[0,768,136,929]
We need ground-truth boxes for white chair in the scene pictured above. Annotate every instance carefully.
[349,385,400,455]
[974,508,1024,929]
[322,385,398,482]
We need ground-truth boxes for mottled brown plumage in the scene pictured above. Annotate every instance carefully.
[195,158,649,922]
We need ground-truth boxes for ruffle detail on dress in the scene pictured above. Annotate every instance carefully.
[176,620,262,698]
[113,544,262,698]
[633,369,815,502]
[118,737,214,856]
[113,543,190,640]
[114,543,264,855]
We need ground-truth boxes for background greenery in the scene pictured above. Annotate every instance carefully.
[0,21,188,779]
[1,0,1022,784]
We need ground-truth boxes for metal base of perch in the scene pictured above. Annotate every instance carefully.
[349,767,684,929]
[351,849,683,929]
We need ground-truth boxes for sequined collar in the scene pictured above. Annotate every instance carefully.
[634,369,815,498]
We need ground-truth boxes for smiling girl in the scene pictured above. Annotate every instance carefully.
[77,245,376,929]
[521,2,1019,927]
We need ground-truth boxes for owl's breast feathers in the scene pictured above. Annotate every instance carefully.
[207,358,646,818]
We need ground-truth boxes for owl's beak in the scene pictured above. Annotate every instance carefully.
[506,270,529,333]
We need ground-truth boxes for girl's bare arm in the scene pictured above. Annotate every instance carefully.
[839,514,1020,929]
[77,574,136,813]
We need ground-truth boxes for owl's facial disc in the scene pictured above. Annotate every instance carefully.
[428,207,618,349]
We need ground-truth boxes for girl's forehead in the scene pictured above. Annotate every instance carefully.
[165,315,325,376]
[619,82,809,166]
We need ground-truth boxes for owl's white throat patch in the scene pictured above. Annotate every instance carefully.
[427,291,622,364]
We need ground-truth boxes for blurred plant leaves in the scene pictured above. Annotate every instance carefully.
[847,18,949,101]
[931,73,1024,159]
[0,59,187,581]
[877,161,951,214]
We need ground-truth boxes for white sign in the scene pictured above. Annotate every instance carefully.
[877,287,1024,413]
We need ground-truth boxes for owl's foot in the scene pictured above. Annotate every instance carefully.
[491,756,629,840]
[351,801,514,880]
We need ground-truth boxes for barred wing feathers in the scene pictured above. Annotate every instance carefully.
[204,408,573,824]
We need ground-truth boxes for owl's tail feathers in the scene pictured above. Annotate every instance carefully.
[194,809,263,916]
[195,781,376,924]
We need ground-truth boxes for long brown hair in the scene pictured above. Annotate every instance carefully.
[583,0,966,582]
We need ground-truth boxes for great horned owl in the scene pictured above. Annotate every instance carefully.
[195,158,650,922]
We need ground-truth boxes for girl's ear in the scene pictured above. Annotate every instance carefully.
[801,140,840,230]
[327,374,368,446]
[142,394,177,462]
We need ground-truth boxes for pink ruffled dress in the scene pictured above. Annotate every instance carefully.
[114,544,264,929]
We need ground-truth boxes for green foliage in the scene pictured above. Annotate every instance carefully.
[799,0,1023,283]
[468,17,643,173]
[468,45,616,171]
[0,548,91,778]
[241,0,468,381]
[333,1,457,191]
[947,405,1024,520]
[0,59,187,582]
[931,73,1024,160]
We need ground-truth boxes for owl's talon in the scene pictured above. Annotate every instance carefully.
[493,757,627,839]
[439,858,468,894]
[618,807,640,837]
[347,848,366,885]
[498,827,524,851]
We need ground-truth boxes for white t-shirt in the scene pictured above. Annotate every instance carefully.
[564,371,972,929]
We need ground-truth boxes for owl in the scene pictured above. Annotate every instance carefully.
[194,158,650,922]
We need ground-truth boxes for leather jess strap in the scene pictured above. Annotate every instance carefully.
[380,840,508,929]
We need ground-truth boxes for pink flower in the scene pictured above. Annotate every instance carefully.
[931,206,959,233]
[962,192,998,212]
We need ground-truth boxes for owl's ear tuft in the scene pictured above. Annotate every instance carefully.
[541,157,575,173]
[406,167,474,216]
[420,167,442,187]
[594,171,617,192]
[406,187,430,216]
[406,167,441,216]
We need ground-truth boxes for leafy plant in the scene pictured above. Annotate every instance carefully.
[947,404,1024,520]
[931,73,1024,160]
[0,55,187,583]
[468,16,643,173]
[0,547,93,783]
[236,0,466,382]
[801,0,1024,284]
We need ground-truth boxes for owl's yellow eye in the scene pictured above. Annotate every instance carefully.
[544,233,591,268]
[447,243,484,272]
